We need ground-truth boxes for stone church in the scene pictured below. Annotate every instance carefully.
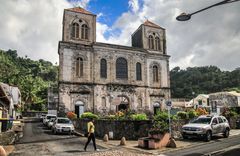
[58,7,171,117]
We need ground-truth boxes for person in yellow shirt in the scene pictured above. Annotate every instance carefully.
[84,118,98,151]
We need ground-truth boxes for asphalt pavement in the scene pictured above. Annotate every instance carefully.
[163,134,240,156]
[10,120,105,156]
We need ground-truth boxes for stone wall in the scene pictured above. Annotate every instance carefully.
[73,119,186,140]
[0,131,16,145]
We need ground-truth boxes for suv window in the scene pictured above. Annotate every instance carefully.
[218,117,223,123]
[222,117,227,122]
[212,118,218,124]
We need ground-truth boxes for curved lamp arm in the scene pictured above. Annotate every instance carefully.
[176,0,240,21]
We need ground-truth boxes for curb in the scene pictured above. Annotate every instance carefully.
[204,144,240,156]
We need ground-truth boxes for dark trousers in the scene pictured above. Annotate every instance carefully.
[84,133,96,150]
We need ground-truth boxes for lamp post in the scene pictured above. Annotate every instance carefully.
[192,91,195,108]
[176,0,240,21]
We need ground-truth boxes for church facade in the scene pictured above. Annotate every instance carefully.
[58,7,171,117]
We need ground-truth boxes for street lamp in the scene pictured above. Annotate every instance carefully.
[192,92,195,108]
[176,0,240,21]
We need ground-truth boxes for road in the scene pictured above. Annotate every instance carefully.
[10,120,105,156]
[163,134,240,156]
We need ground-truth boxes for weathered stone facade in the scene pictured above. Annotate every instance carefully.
[58,7,171,116]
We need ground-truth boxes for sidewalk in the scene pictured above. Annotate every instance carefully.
[74,129,240,155]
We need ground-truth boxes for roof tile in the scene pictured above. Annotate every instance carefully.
[66,7,94,15]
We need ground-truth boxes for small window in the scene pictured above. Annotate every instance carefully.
[153,65,158,82]
[148,35,154,49]
[212,118,218,124]
[116,57,128,79]
[102,97,106,108]
[76,57,83,77]
[81,24,88,39]
[72,23,79,38]
[100,59,107,78]
[218,117,223,123]
[136,62,142,81]
[138,98,142,108]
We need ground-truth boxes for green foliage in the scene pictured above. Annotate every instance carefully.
[0,49,58,111]
[187,109,198,119]
[80,112,99,119]
[154,111,169,121]
[130,113,148,120]
[150,121,169,134]
[171,66,240,98]
[177,111,188,119]
[222,108,239,118]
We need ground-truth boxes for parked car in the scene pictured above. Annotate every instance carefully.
[52,117,74,135]
[40,114,47,122]
[182,115,230,141]
[47,118,56,129]
[12,120,24,132]
[43,114,57,125]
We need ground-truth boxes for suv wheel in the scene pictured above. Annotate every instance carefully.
[205,131,211,142]
[223,129,229,138]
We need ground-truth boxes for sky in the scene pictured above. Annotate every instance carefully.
[0,0,240,70]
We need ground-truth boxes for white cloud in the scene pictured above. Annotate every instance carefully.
[0,0,91,65]
[128,0,140,13]
[96,0,240,70]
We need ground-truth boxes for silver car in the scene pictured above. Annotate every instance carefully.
[182,115,230,141]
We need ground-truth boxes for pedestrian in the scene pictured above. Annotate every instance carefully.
[84,118,99,151]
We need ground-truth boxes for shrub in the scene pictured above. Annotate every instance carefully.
[196,108,208,116]
[222,108,238,118]
[188,109,198,119]
[150,121,169,134]
[80,112,99,119]
[154,111,169,121]
[177,111,188,119]
[130,113,148,120]
[67,111,77,120]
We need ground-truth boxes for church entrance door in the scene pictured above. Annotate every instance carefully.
[75,101,84,118]
[117,95,129,111]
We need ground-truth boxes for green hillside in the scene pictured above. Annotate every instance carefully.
[170,66,240,99]
[0,49,58,111]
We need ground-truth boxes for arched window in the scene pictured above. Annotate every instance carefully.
[76,57,83,77]
[155,37,161,51]
[72,23,79,38]
[116,57,128,79]
[153,65,158,82]
[148,35,154,49]
[102,97,106,108]
[100,58,107,78]
[136,62,142,81]
[81,24,88,39]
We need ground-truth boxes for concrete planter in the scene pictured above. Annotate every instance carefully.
[138,133,170,149]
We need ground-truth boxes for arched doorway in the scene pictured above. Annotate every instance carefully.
[117,95,129,111]
[75,101,84,118]
[153,102,161,115]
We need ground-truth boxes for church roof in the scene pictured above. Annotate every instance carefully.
[143,20,164,29]
[66,7,95,15]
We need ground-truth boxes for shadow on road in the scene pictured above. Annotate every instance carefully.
[64,150,85,153]
[16,136,78,144]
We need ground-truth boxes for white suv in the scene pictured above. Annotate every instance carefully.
[43,114,57,125]
[182,115,230,141]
